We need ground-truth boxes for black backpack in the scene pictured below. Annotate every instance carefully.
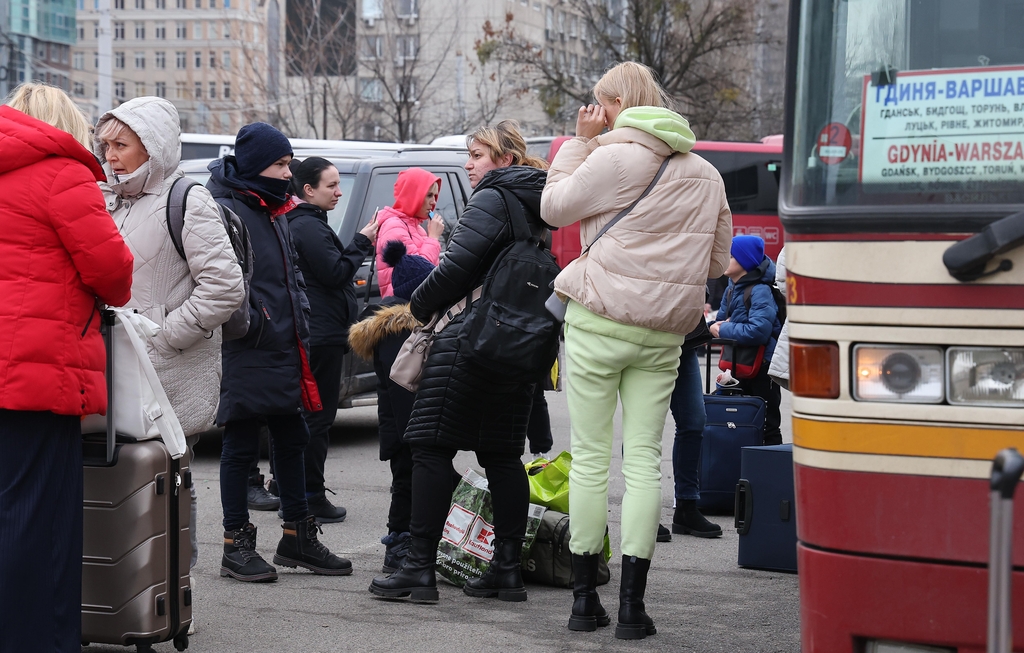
[457,187,561,382]
[166,176,254,341]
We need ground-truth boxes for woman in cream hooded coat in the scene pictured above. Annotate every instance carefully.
[541,62,732,640]
[95,96,245,579]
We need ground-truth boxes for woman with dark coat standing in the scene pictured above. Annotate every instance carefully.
[369,120,550,604]
[287,157,379,523]
[207,123,350,584]
[0,83,134,653]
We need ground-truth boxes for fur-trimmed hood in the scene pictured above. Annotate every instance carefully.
[348,302,419,361]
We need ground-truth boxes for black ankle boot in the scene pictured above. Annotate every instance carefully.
[567,552,610,631]
[381,531,412,574]
[368,536,439,603]
[220,523,277,582]
[463,538,527,602]
[273,516,352,575]
[615,555,656,640]
[672,500,723,538]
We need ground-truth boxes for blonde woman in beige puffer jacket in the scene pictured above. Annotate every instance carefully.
[96,97,244,588]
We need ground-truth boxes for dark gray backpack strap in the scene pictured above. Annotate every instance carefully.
[581,152,675,257]
[166,177,199,260]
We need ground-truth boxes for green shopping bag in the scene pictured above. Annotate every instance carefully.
[525,451,572,514]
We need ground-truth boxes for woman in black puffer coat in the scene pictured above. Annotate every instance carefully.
[369,120,551,604]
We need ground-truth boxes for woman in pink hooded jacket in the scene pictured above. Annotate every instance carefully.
[375,167,445,297]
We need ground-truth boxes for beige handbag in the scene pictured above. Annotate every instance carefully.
[390,288,481,392]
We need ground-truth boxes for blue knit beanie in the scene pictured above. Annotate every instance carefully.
[383,240,435,300]
[731,235,765,271]
[234,122,292,179]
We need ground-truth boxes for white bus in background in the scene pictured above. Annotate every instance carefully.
[181,133,468,161]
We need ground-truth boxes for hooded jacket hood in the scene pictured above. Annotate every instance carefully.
[392,167,442,216]
[0,106,104,179]
[348,301,418,361]
[613,106,696,154]
[475,165,547,222]
[95,97,181,197]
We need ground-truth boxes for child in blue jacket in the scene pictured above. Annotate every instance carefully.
[710,235,784,445]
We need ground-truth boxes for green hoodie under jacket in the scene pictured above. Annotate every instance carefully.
[613,106,697,154]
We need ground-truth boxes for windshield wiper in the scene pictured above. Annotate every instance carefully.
[943,211,1024,282]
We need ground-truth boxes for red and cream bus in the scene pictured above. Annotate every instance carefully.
[781,0,1024,651]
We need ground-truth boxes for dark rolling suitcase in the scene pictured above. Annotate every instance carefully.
[735,444,797,572]
[81,309,192,652]
[987,448,1023,653]
[696,339,766,514]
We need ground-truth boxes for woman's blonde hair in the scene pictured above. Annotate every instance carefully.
[467,119,548,170]
[593,61,672,113]
[5,83,93,149]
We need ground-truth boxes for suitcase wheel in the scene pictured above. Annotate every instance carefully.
[173,634,189,651]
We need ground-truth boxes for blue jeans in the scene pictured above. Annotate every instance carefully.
[221,414,310,530]
[670,349,706,501]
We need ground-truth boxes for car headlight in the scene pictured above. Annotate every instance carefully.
[853,345,944,403]
[947,347,1024,407]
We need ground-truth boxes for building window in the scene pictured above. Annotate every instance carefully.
[155,22,165,39]
[73,52,83,70]
[208,81,216,99]
[73,81,84,96]
[176,0,185,7]
[94,53,98,68]
[395,35,419,61]
[176,21,186,38]
[361,36,382,59]
[359,78,382,103]
[224,0,230,7]
[175,82,186,99]
[223,22,231,38]
[155,0,165,7]
[209,51,216,67]
[114,81,125,99]
[194,51,202,68]
[114,0,124,8]
[114,22,124,40]
[222,81,230,98]
[135,52,145,68]
[77,0,84,8]
[155,51,166,68]
[193,22,203,39]
[135,82,145,97]
[155,81,166,97]
[77,22,84,40]
[175,51,186,68]
[114,51,125,68]
[221,50,231,69]
[362,0,383,19]
[135,22,145,39]
[210,0,217,7]
[135,0,145,8]
[195,0,201,6]
[396,0,416,18]
[194,82,202,99]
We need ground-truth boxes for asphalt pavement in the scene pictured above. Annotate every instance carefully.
[83,364,799,653]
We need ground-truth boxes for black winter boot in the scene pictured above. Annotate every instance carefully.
[220,523,278,582]
[463,538,527,602]
[567,552,610,631]
[306,490,347,523]
[381,531,412,574]
[247,474,280,511]
[615,555,656,640]
[368,536,439,603]
[273,516,352,575]
[672,500,723,538]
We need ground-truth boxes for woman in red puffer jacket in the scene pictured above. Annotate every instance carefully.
[0,83,133,653]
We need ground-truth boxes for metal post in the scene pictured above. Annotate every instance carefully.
[987,448,1024,653]
[97,0,112,112]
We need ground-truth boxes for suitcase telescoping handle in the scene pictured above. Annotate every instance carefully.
[101,309,117,464]
[988,447,1024,653]
[706,338,738,394]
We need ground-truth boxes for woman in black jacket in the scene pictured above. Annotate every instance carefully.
[288,157,378,523]
[207,123,350,584]
[369,120,550,604]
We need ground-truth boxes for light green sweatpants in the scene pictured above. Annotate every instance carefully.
[563,301,683,560]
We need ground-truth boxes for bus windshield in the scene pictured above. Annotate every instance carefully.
[788,0,1024,212]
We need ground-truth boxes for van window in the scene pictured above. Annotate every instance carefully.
[363,169,459,250]
[697,151,780,214]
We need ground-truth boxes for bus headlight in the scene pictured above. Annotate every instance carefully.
[853,345,944,403]
[947,347,1024,407]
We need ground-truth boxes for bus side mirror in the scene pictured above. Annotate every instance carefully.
[943,211,1024,282]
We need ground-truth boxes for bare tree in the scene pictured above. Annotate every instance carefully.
[483,0,778,140]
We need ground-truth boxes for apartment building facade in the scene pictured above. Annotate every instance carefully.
[0,0,76,98]
[70,0,277,132]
